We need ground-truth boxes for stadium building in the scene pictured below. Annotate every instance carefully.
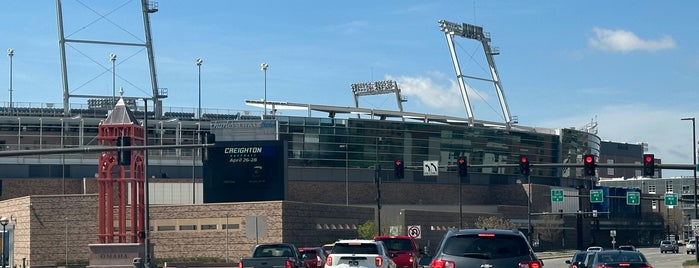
[0,3,669,266]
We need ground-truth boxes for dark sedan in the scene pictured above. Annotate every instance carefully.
[585,250,652,268]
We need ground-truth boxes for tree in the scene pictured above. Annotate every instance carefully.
[534,214,562,242]
[474,215,517,230]
[357,220,377,239]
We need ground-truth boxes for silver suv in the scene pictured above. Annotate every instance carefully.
[429,229,542,268]
[660,240,679,253]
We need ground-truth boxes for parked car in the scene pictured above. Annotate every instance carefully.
[586,246,603,252]
[687,240,696,254]
[660,240,679,253]
[617,245,637,251]
[565,250,591,268]
[374,235,421,268]
[298,247,326,268]
[428,228,542,268]
[238,243,305,268]
[325,239,396,268]
[584,250,652,268]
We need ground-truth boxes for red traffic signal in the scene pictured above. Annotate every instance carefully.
[583,154,596,176]
[519,156,530,176]
[457,157,468,177]
[393,159,405,179]
[642,154,655,177]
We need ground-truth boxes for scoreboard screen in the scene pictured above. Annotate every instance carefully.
[203,140,287,203]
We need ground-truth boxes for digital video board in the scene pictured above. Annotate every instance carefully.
[203,140,287,203]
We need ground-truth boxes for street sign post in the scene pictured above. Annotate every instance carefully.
[626,192,640,205]
[551,189,564,202]
[590,189,603,203]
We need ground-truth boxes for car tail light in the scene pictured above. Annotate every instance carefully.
[325,256,332,266]
[430,259,455,268]
[519,260,541,268]
[375,256,383,267]
[238,261,243,268]
[285,260,293,268]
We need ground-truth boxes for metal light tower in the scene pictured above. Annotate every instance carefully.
[196,58,203,119]
[261,63,269,116]
[7,48,14,116]
[110,52,117,105]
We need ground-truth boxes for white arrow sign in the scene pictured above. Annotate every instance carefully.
[423,161,438,176]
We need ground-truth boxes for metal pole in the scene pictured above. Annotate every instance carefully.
[2,223,6,268]
[196,58,202,120]
[261,63,268,116]
[110,53,116,105]
[459,175,463,229]
[65,216,68,266]
[527,174,532,242]
[143,99,151,268]
[8,48,14,116]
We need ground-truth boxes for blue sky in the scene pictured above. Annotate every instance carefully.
[1,1,698,177]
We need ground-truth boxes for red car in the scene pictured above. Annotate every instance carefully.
[298,247,326,268]
[374,235,420,268]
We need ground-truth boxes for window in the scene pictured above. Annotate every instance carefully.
[648,185,656,194]
[201,224,217,230]
[666,183,673,193]
[157,225,175,231]
[652,200,658,210]
[222,224,240,230]
[179,225,197,231]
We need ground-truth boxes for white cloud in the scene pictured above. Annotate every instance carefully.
[386,72,490,115]
[588,27,676,52]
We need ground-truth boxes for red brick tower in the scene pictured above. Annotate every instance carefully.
[96,97,146,243]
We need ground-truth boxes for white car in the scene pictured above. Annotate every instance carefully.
[586,246,603,252]
[687,240,696,254]
[325,239,396,268]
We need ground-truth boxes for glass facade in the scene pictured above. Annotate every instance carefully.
[277,116,601,183]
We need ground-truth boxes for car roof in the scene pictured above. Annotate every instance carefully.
[336,239,378,244]
[446,228,525,237]
[374,235,413,239]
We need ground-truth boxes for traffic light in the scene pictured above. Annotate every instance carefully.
[393,159,404,179]
[457,157,468,177]
[518,156,530,176]
[643,154,655,176]
[583,154,596,176]
[116,136,131,165]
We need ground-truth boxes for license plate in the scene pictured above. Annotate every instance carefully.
[349,260,359,266]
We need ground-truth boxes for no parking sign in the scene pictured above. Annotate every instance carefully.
[408,225,421,239]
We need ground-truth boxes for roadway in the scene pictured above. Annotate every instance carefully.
[541,247,696,268]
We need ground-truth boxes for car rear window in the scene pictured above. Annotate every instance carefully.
[300,250,318,260]
[441,234,530,258]
[376,238,414,251]
[332,243,379,255]
[595,251,646,263]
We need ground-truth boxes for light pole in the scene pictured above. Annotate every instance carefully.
[110,53,116,105]
[261,63,269,116]
[682,117,698,261]
[0,216,8,268]
[7,48,14,116]
[196,58,203,119]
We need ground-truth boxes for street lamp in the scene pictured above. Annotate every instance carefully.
[7,48,14,116]
[0,216,8,268]
[681,117,698,261]
[110,53,117,105]
[196,58,203,120]
[261,63,269,116]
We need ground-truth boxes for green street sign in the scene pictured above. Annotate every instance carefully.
[551,189,564,202]
[626,192,640,205]
[590,189,603,203]
[665,193,678,206]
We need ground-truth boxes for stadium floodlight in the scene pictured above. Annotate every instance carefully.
[438,20,485,41]
[351,80,405,113]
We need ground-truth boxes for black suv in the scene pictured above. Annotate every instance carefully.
[429,228,542,268]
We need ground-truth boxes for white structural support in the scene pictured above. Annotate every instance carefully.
[438,20,513,127]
